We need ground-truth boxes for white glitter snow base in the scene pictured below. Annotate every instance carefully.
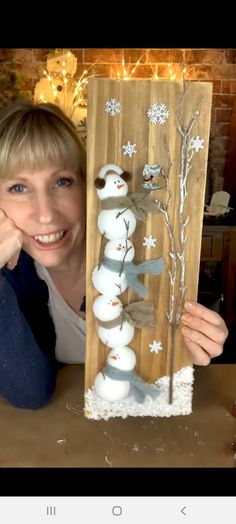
[84,366,194,420]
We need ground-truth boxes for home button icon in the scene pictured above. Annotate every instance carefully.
[112,505,122,516]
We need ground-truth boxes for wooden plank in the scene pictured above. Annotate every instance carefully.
[85,78,212,419]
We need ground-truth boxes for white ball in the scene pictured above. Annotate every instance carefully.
[94,372,130,402]
[104,239,135,261]
[98,322,135,348]
[108,346,136,370]
[92,265,128,295]
[97,174,128,200]
[93,295,122,321]
[98,209,136,240]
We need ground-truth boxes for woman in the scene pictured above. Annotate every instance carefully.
[0,100,228,409]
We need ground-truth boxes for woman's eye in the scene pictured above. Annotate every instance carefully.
[8,184,26,193]
[55,177,72,188]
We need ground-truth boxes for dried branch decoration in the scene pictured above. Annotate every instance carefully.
[158,88,204,405]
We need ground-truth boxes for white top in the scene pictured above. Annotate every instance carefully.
[35,262,86,364]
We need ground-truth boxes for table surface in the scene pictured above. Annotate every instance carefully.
[0,364,235,467]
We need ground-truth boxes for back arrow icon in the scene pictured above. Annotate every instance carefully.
[181,506,186,516]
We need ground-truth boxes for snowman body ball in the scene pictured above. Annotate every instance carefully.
[94,346,136,402]
[92,238,135,296]
[93,295,134,348]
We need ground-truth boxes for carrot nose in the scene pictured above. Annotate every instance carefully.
[117,184,124,189]
[116,246,122,250]
[111,355,117,360]
[112,301,119,306]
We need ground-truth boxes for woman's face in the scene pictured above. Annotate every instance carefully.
[0,166,86,269]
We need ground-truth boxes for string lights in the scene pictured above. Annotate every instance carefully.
[110,50,146,80]
[110,50,187,82]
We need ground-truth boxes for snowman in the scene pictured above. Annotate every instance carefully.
[91,161,164,406]
[94,164,136,240]
[34,49,86,126]
[94,345,160,403]
[93,295,135,348]
[92,238,135,296]
[94,346,136,402]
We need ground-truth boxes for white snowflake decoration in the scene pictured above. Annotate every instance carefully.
[143,235,157,249]
[105,98,122,116]
[147,102,169,125]
[149,340,163,354]
[122,141,137,158]
[189,136,204,153]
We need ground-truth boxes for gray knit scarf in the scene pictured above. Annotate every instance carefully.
[103,364,160,403]
[102,256,165,298]
[101,193,161,221]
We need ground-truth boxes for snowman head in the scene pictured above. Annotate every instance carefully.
[93,295,122,321]
[107,346,136,371]
[94,163,132,200]
[46,50,77,77]
[104,239,135,261]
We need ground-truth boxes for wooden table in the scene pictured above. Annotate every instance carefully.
[0,364,235,468]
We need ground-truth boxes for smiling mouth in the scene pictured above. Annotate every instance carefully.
[33,230,66,245]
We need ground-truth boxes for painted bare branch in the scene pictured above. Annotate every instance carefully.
[168,89,203,404]
[175,94,203,324]
[157,136,176,324]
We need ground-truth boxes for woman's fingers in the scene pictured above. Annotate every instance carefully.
[180,300,228,364]
[181,336,211,365]
[184,300,226,326]
[0,209,24,269]
[181,324,224,362]
[181,313,227,346]
[6,248,22,270]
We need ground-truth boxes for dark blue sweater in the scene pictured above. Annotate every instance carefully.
[0,251,60,409]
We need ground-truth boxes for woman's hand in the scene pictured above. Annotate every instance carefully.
[181,300,229,365]
[0,209,23,270]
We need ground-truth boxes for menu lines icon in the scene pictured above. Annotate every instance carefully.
[46,506,56,517]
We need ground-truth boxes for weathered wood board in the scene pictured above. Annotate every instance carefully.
[85,78,212,419]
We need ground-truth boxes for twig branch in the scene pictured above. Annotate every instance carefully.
[167,86,204,404]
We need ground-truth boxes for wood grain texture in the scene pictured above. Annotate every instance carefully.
[85,79,212,395]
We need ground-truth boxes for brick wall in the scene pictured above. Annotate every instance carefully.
[1,48,236,201]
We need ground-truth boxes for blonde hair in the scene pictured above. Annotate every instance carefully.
[0,100,84,180]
